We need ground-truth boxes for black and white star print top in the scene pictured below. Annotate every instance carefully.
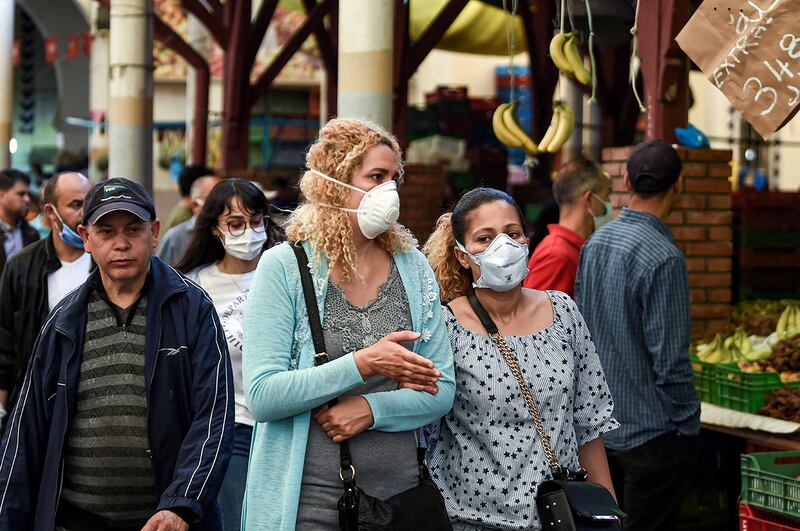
[425,291,619,530]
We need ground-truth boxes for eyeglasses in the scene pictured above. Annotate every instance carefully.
[217,217,266,237]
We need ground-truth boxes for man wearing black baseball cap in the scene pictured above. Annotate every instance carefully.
[575,141,700,531]
[0,177,234,531]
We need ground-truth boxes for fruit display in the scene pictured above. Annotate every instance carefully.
[758,388,800,422]
[732,300,785,336]
[548,32,591,85]
[770,335,800,373]
[695,328,772,364]
[776,303,800,338]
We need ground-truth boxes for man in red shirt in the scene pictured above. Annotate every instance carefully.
[524,157,611,297]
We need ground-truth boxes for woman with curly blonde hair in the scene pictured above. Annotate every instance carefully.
[242,118,456,530]
[422,188,618,531]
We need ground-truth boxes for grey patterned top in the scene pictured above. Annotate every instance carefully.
[426,291,619,530]
[296,263,419,530]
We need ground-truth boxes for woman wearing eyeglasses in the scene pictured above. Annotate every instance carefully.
[176,178,284,531]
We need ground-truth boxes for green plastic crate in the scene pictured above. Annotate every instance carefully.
[714,365,800,413]
[741,452,800,519]
[689,355,717,403]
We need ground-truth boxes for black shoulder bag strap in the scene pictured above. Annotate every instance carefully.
[291,244,355,479]
[466,292,568,477]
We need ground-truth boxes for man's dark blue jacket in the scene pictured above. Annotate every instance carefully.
[0,257,234,530]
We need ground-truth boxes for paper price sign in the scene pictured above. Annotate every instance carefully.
[676,0,800,139]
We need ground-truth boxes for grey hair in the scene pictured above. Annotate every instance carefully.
[552,157,609,207]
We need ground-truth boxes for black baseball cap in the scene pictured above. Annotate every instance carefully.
[82,177,157,226]
[626,140,683,194]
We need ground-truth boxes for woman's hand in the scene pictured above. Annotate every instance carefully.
[353,331,440,394]
[314,396,374,443]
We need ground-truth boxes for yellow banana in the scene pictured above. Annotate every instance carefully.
[549,32,573,75]
[538,105,562,153]
[564,34,591,85]
[546,103,575,153]
[492,103,524,149]
[777,305,791,334]
[501,103,539,155]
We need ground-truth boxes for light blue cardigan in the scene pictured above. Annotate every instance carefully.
[241,241,456,530]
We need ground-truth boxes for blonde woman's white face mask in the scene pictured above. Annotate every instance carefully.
[308,168,401,239]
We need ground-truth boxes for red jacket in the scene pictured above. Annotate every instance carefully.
[523,224,585,297]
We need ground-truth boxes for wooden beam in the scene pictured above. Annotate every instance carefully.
[301,0,336,73]
[392,0,410,143]
[300,0,337,119]
[248,0,278,68]
[181,0,227,47]
[249,0,334,108]
[154,18,210,165]
[406,0,469,78]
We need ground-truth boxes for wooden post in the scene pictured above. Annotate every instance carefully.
[637,0,690,143]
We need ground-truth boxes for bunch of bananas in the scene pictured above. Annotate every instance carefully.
[539,102,574,154]
[491,102,539,155]
[491,101,574,155]
[777,303,800,338]
[549,32,591,85]
[696,328,773,364]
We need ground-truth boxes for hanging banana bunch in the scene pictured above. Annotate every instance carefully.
[549,32,591,86]
[492,100,575,156]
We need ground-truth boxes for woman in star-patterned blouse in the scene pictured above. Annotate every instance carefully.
[422,188,619,530]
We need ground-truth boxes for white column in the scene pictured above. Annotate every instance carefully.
[585,98,602,162]
[0,0,14,168]
[185,13,210,165]
[337,0,393,128]
[89,2,110,181]
[108,0,154,191]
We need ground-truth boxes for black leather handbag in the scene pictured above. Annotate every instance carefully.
[292,244,452,531]
[466,293,626,531]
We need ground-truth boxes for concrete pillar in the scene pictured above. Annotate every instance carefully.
[185,13,210,165]
[108,0,154,191]
[0,0,14,168]
[562,78,584,162]
[585,98,602,162]
[89,3,110,181]
[337,0,393,128]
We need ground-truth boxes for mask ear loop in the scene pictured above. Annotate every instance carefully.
[308,168,365,213]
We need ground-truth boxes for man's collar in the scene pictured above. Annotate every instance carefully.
[547,223,586,250]
[0,218,15,234]
[618,208,673,240]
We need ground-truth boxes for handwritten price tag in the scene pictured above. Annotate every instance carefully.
[676,0,800,139]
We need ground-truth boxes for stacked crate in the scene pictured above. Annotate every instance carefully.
[734,190,800,301]
[739,452,800,530]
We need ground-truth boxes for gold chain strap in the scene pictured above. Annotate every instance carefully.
[488,332,561,471]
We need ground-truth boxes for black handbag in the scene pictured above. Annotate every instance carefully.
[466,293,626,531]
[292,244,452,531]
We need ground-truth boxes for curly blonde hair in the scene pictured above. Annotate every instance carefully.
[422,213,472,303]
[286,118,416,282]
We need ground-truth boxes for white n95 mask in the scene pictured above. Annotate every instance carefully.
[457,233,529,292]
[309,168,401,239]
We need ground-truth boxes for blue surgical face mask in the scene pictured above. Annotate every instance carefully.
[52,207,85,249]
[590,193,613,231]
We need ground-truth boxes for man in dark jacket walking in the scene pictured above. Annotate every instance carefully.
[0,169,39,272]
[0,172,93,418]
[0,178,234,531]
